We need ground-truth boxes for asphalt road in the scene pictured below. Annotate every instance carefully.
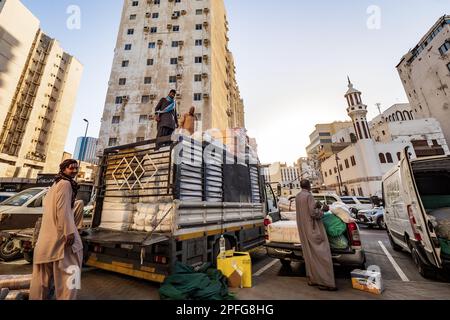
[1,226,449,300]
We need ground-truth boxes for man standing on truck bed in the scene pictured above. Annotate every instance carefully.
[296,180,337,291]
[155,89,178,149]
[30,159,84,300]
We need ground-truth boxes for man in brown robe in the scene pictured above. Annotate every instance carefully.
[30,159,84,300]
[179,106,197,135]
[296,180,337,291]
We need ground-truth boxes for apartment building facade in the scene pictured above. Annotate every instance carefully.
[97,0,245,153]
[397,15,450,145]
[0,0,83,178]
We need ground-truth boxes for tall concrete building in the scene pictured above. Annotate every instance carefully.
[74,137,98,164]
[97,0,245,152]
[397,15,450,144]
[0,0,83,178]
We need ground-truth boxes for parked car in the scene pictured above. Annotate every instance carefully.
[340,196,374,217]
[383,149,450,278]
[357,207,386,229]
[0,187,48,261]
[0,192,16,204]
[265,192,365,269]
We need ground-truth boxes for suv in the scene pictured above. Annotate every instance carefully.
[340,196,374,217]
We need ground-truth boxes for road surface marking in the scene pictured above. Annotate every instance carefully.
[378,241,410,282]
[254,259,279,277]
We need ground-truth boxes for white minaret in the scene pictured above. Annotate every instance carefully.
[345,77,371,141]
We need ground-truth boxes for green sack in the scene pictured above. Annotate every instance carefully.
[328,234,349,250]
[322,213,347,237]
[159,262,236,301]
[439,238,450,257]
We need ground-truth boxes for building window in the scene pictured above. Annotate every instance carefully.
[141,95,150,103]
[147,58,154,66]
[196,9,203,15]
[144,77,152,84]
[194,74,202,82]
[397,152,401,161]
[173,25,180,32]
[339,164,343,171]
[350,156,356,166]
[125,44,132,50]
[379,153,386,164]
[324,172,328,178]
[108,138,118,146]
[127,29,134,35]
[132,1,139,6]
[112,116,120,124]
[170,58,178,65]
[195,39,203,46]
[345,159,350,169]
[130,14,137,20]
[386,153,393,163]
[169,76,177,83]
[122,60,129,67]
[195,24,203,30]
[152,12,159,18]
[194,93,202,101]
[150,27,157,33]
[172,41,179,47]
[139,115,148,123]
[358,187,364,197]
[154,0,160,4]
[334,167,337,174]
[195,56,203,63]
[119,78,126,85]
[148,42,156,48]
[439,41,450,55]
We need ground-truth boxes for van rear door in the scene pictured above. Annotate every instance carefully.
[401,148,442,268]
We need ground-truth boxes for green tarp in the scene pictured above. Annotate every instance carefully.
[159,262,236,300]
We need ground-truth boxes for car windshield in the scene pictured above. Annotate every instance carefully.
[341,197,356,204]
[1,189,42,207]
[357,197,372,204]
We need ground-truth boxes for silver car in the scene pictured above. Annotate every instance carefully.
[357,207,386,229]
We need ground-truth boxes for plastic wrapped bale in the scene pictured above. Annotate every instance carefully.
[99,202,135,231]
[322,213,347,237]
[330,203,355,223]
[429,207,450,240]
[439,238,450,256]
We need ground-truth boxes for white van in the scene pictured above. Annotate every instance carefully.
[383,149,450,278]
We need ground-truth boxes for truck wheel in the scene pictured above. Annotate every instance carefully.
[387,230,403,252]
[280,259,291,268]
[23,251,34,264]
[411,247,436,280]
[377,217,386,230]
[0,239,22,262]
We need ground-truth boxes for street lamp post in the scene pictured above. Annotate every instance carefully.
[335,154,343,196]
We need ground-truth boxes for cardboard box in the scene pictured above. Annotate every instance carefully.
[351,269,384,295]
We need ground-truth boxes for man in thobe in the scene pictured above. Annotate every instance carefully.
[179,106,198,136]
[296,180,337,291]
[155,89,179,149]
[30,159,83,300]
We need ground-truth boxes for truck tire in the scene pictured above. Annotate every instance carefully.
[387,230,403,252]
[411,247,436,280]
[280,259,291,268]
[377,217,386,230]
[0,239,22,262]
[23,251,34,264]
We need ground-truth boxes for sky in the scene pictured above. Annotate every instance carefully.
[20,0,450,165]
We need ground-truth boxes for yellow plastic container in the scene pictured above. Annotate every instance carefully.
[217,250,252,288]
